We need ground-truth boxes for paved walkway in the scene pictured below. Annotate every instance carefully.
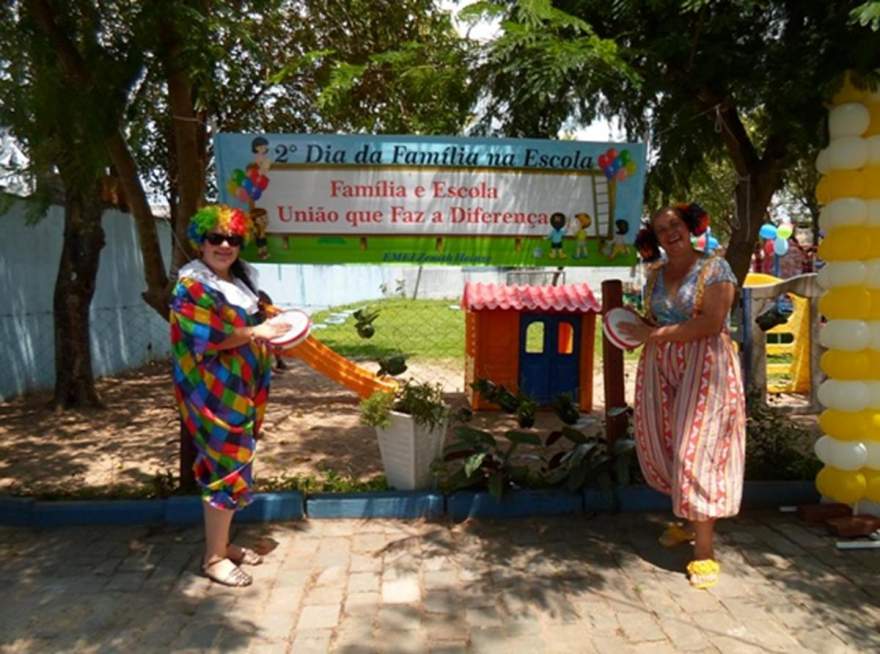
[1,511,878,653]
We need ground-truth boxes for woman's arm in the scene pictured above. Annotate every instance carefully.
[619,281,736,344]
[215,321,290,351]
[648,281,735,343]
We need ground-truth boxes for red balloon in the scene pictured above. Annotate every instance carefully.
[246,163,260,181]
[257,175,269,190]
[598,154,608,168]
[607,148,618,160]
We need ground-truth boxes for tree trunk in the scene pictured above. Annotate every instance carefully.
[52,184,105,408]
[724,169,780,285]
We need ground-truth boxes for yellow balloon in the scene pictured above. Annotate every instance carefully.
[819,409,869,441]
[865,469,880,503]
[868,227,880,257]
[819,287,871,319]
[821,350,872,379]
[818,226,871,261]
[866,102,880,137]
[816,466,867,504]
[869,290,880,319]
[818,170,866,203]
[833,78,867,105]
[864,166,880,199]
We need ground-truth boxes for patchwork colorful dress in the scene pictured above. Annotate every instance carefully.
[170,260,272,510]
[634,255,746,521]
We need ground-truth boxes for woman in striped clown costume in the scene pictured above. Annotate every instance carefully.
[622,203,746,590]
[171,204,289,587]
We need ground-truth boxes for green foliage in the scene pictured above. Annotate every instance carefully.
[471,378,538,428]
[745,393,822,481]
[360,380,448,431]
[433,404,636,499]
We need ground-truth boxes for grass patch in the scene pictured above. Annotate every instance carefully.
[311,298,464,362]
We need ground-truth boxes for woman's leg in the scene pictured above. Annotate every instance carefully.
[203,500,234,566]
[692,519,716,561]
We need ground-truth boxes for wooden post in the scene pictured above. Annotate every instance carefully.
[601,279,627,443]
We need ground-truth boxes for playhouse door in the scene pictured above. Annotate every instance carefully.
[519,314,581,405]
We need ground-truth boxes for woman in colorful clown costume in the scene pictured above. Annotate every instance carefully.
[620,203,746,590]
[171,204,288,587]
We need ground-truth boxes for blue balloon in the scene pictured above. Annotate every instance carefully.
[759,223,777,240]
[251,188,262,201]
[242,178,254,192]
[774,236,789,255]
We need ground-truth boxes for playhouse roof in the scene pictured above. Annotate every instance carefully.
[461,282,600,313]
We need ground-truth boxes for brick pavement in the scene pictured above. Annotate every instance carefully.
[0,511,878,653]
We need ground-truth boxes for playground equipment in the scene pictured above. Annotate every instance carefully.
[279,336,398,399]
[744,272,812,395]
[461,282,600,410]
[740,273,822,409]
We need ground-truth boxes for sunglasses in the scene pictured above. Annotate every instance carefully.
[204,233,244,247]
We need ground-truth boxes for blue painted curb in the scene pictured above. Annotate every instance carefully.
[239,492,305,522]
[306,492,444,519]
[615,486,673,513]
[448,489,583,520]
[583,488,616,512]
[33,499,165,527]
[164,496,205,525]
[742,481,820,508]
[0,496,34,526]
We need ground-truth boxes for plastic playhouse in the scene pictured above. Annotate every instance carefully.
[461,282,601,410]
[745,272,811,394]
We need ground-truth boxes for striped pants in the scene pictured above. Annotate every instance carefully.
[634,334,746,521]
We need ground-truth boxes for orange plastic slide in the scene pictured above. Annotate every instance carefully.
[280,335,398,399]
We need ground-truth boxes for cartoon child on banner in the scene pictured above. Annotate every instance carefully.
[546,212,569,259]
[603,219,632,259]
[226,137,273,259]
[573,212,592,259]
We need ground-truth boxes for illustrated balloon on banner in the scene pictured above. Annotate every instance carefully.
[814,75,880,509]
[774,237,789,255]
[759,223,777,240]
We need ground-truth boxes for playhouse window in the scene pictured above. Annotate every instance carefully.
[558,321,574,355]
[525,321,545,353]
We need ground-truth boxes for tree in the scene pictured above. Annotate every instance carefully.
[466,0,880,282]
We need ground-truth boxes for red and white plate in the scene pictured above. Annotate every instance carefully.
[267,309,311,347]
[602,307,646,350]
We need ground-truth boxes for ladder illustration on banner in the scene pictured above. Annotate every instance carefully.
[590,174,614,239]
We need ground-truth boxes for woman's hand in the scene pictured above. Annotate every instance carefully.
[617,318,657,344]
[250,321,290,342]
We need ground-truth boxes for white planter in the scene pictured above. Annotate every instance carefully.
[375,410,448,490]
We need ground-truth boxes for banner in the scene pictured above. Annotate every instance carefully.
[214,134,647,266]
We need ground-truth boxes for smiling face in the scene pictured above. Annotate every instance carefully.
[200,232,241,278]
[651,208,693,259]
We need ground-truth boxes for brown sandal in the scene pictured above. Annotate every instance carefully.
[201,559,253,587]
[228,545,263,566]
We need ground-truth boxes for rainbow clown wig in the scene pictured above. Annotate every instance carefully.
[187,204,253,249]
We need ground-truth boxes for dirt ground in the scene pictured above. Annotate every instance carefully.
[0,355,817,497]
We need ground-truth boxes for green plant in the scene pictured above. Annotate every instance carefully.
[470,378,538,428]
[432,425,546,499]
[543,426,636,492]
[745,392,821,481]
[360,380,448,431]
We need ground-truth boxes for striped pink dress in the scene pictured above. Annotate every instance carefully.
[634,256,746,521]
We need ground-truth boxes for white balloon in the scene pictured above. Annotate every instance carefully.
[814,435,834,465]
[816,148,832,174]
[865,442,880,470]
[829,103,871,138]
[828,136,869,170]
[820,198,867,230]
[819,320,871,351]
[869,321,880,350]
[816,261,866,288]
[818,380,869,412]
[826,439,868,471]
[864,381,880,409]
[868,200,880,226]
[864,259,880,288]
[868,136,880,166]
